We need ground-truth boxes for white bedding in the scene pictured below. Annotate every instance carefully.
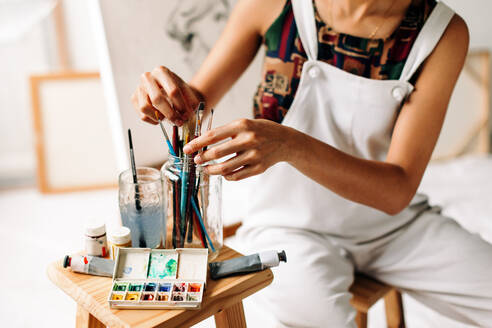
[419,154,492,244]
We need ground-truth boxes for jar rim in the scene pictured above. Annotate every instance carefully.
[165,154,208,169]
[118,167,162,186]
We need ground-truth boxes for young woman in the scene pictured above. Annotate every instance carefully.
[132,0,492,326]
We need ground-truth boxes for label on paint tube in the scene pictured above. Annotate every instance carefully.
[209,250,286,280]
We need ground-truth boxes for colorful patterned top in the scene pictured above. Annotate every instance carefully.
[253,0,437,123]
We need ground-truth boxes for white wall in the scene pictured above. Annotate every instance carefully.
[0,24,49,183]
[443,0,492,136]
[443,0,491,51]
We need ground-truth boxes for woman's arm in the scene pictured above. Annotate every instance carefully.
[131,0,283,125]
[184,15,469,215]
[287,15,469,214]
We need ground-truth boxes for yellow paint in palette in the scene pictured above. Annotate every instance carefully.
[125,292,141,301]
[111,293,124,300]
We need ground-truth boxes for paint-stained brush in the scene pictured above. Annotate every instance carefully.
[155,111,177,157]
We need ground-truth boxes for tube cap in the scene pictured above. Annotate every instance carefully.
[278,250,287,263]
[63,255,71,268]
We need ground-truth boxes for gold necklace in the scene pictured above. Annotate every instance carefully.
[328,0,398,39]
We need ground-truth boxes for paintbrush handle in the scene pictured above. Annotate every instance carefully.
[166,140,177,157]
[191,197,215,252]
[128,129,142,211]
[180,172,189,220]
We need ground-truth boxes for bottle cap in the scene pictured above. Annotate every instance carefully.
[108,226,131,245]
[85,219,106,237]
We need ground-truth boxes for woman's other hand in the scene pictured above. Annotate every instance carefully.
[131,66,202,126]
[183,119,294,181]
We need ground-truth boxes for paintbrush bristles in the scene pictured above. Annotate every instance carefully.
[207,109,214,132]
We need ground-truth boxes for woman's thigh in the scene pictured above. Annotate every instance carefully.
[234,226,357,328]
[362,212,492,326]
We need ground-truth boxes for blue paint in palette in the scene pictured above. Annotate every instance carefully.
[158,283,172,292]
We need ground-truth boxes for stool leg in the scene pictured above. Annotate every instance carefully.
[384,289,405,328]
[76,305,106,328]
[355,311,367,328]
[214,301,247,328]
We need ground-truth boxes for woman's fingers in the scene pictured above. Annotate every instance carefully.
[169,70,201,115]
[139,113,158,125]
[184,118,256,154]
[151,67,189,119]
[141,72,183,124]
[136,86,158,124]
[132,65,203,126]
[194,138,245,164]
[183,125,237,154]
[224,164,264,181]
[204,151,251,175]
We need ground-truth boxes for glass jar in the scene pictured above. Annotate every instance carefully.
[161,155,223,260]
[119,167,165,248]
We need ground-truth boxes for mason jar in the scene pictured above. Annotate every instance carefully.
[161,155,223,260]
[118,167,165,248]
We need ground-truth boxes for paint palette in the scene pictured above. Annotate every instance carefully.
[108,248,208,309]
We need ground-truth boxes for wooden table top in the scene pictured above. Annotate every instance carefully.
[47,246,273,328]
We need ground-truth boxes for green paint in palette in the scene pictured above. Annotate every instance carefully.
[148,253,178,279]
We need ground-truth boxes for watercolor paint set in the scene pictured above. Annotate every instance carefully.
[108,247,208,309]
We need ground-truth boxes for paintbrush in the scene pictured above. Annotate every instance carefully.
[191,197,215,252]
[172,126,179,157]
[127,129,142,211]
[203,108,214,152]
[206,108,214,132]
[179,130,190,244]
[195,103,205,137]
[185,102,205,244]
[155,111,177,157]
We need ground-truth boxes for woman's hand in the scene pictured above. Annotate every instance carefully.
[131,66,202,126]
[183,118,293,181]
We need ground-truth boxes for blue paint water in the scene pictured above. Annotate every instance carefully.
[120,204,165,248]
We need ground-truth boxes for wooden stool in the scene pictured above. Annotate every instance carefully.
[350,274,405,328]
[47,246,273,328]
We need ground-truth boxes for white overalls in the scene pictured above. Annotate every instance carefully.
[226,0,492,326]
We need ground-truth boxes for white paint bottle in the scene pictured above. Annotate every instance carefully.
[84,219,108,257]
[108,226,132,259]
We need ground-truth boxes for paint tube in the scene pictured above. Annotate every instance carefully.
[209,250,287,280]
[63,255,114,277]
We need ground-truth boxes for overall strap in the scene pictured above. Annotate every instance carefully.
[291,0,318,61]
[399,1,455,82]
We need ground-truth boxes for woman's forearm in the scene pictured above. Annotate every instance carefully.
[285,127,415,215]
